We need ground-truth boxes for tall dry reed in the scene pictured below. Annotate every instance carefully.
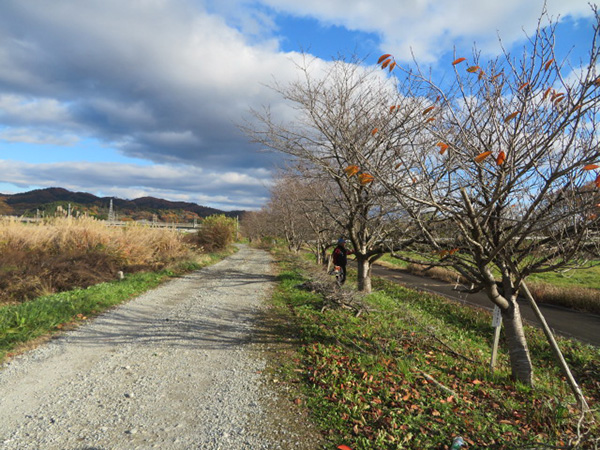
[0,217,192,303]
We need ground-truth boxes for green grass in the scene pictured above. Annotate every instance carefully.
[270,252,600,449]
[0,248,235,363]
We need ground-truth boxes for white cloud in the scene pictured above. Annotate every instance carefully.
[257,0,596,62]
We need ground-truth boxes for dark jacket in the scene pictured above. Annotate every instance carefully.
[332,245,351,266]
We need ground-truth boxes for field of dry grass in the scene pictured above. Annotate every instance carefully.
[0,217,194,305]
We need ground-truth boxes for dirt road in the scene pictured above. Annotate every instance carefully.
[0,245,322,450]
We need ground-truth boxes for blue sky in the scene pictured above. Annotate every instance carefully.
[0,0,597,211]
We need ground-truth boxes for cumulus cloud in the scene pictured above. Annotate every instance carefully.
[0,0,299,169]
[0,0,596,210]
[257,0,595,62]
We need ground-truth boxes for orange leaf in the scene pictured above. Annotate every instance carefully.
[467,65,480,73]
[344,165,360,177]
[474,151,492,163]
[478,70,485,80]
[381,59,392,69]
[583,164,599,170]
[422,105,435,115]
[594,77,600,86]
[389,61,397,72]
[358,173,374,185]
[395,162,402,169]
[491,72,503,81]
[452,57,466,65]
[338,445,352,450]
[472,379,483,385]
[595,173,600,188]
[544,58,554,71]
[437,142,449,155]
[496,151,506,166]
[519,82,529,91]
[377,54,392,64]
[543,87,553,100]
[371,128,379,136]
[425,117,435,123]
[504,112,519,123]
[390,105,397,112]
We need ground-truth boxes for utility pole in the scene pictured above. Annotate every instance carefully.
[108,199,115,222]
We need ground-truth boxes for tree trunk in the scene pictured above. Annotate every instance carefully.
[356,257,372,293]
[501,297,534,386]
[521,282,590,412]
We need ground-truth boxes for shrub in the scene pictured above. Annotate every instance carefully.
[196,215,237,251]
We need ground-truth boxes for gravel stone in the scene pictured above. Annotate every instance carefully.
[0,245,323,449]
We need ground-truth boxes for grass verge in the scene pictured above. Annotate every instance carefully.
[270,251,600,449]
[0,247,235,364]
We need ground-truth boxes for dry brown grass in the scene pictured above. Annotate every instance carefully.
[0,217,192,304]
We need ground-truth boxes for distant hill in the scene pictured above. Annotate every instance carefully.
[0,187,244,222]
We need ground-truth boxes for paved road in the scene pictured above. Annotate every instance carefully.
[369,263,600,347]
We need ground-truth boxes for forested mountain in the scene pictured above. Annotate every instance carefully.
[0,187,243,221]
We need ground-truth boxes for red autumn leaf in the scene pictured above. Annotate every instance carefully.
[496,151,506,166]
[472,379,483,385]
[543,87,553,99]
[377,54,392,64]
[437,142,449,155]
[594,77,600,86]
[596,174,600,188]
[381,59,392,69]
[504,112,519,123]
[452,57,466,65]
[491,72,503,81]
[583,164,599,170]
[389,61,397,72]
[467,65,480,73]
[394,162,402,169]
[478,70,485,80]
[358,173,374,185]
[344,165,360,177]
[425,117,435,123]
[371,128,379,136]
[544,58,554,71]
[422,105,435,115]
[474,151,492,163]
[518,82,529,91]
[390,105,397,112]
[337,445,352,450]
[293,398,302,405]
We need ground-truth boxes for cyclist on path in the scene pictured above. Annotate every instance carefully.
[332,238,354,285]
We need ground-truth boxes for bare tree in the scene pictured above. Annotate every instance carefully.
[239,210,271,243]
[245,55,423,292]
[373,9,600,401]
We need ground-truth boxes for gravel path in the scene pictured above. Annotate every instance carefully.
[0,245,321,449]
